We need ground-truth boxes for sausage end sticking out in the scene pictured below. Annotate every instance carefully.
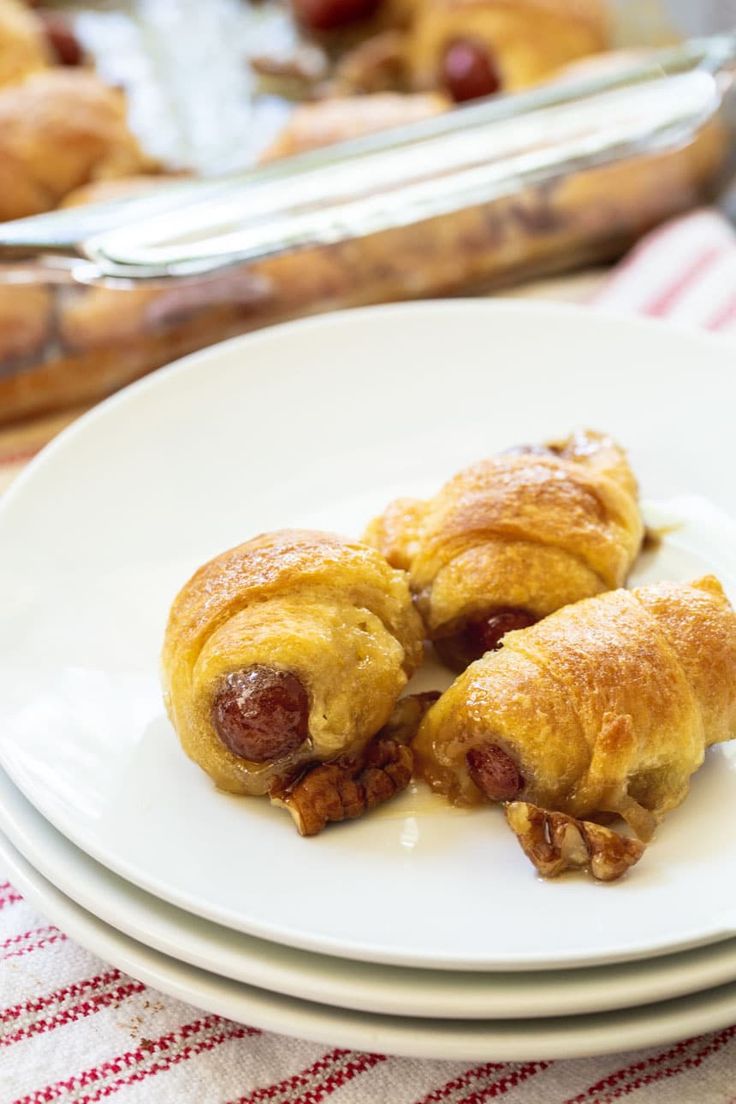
[466,743,525,802]
[291,0,381,32]
[212,666,310,762]
[441,39,502,103]
[434,608,536,671]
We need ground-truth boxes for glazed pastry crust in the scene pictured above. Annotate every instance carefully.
[365,429,643,636]
[162,530,424,796]
[415,576,736,837]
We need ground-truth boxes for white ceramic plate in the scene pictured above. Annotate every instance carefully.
[0,302,735,971]
[3,826,736,1062]
[5,763,736,1021]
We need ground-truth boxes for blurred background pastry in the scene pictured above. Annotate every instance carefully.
[0,0,50,88]
[406,0,609,100]
[261,90,447,157]
[285,0,609,99]
[0,69,154,221]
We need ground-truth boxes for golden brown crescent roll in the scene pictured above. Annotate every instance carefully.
[407,0,609,100]
[364,429,643,670]
[0,69,153,220]
[415,576,736,848]
[260,91,447,160]
[162,530,424,804]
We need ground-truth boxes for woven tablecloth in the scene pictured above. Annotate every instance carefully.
[2,209,736,1104]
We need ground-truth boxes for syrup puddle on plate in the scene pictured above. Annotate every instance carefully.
[369,779,475,822]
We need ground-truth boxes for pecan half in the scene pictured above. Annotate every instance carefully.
[505,802,646,882]
[269,692,438,835]
[271,736,412,835]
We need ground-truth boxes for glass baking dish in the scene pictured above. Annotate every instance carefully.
[0,32,734,424]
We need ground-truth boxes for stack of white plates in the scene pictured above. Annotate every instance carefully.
[1,302,735,1061]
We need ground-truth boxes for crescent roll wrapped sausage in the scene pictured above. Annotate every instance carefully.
[162,530,424,822]
[407,0,609,100]
[415,576,736,873]
[364,429,643,670]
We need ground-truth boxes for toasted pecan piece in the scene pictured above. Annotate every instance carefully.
[505,801,646,882]
[270,691,438,835]
[271,736,412,835]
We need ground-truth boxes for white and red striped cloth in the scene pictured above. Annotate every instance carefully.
[592,208,736,328]
[3,208,736,1104]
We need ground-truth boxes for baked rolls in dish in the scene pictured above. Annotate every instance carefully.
[414,577,736,875]
[162,530,425,821]
[364,429,643,670]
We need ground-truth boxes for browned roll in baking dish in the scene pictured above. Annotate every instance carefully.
[407,0,609,100]
[261,91,448,159]
[0,69,153,221]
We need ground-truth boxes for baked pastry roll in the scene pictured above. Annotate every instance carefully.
[364,429,643,670]
[261,91,447,160]
[415,577,736,851]
[162,530,424,805]
[0,70,153,220]
[407,0,609,99]
[0,0,49,89]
